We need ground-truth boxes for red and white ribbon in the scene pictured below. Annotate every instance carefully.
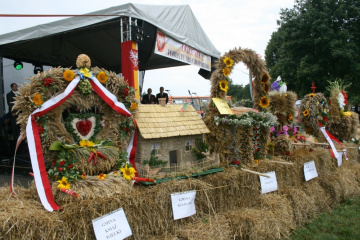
[320,127,340,160]
[24,76,137,212]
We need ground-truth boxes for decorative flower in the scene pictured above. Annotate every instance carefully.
[79,139,95,147]
[59,160,65,166]
[283,126,288,132]
[36,122,44,133]
[81,173,86,179]
[79,68,92,78]
[120,164,136,181]
[41,77,54,87]
[223,57,233,68]
[259,96,270,108]
[309,93,315,98]
[222,68,231,76]
[67,165,73,169]
[63,70,75,81]
[96,71,108,83]
[263,83,270,93]
[323,116,328,122]
[57,177,71,189]
[303,109,309,116]
[232,160,240,165]
[32,94,43,106]
[260,73,270,84]
[130,102,138,110]
[58,167,63,172]
[219,80,229,92]
[254,160,259,164]
[96,173,107,181]
[288,114,293,121]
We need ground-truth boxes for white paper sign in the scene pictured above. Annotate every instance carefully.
[259,171,278,194]
[171,190,196,220]
[336,152,343,166]
[92,208,132,240]
[304,161,318,181]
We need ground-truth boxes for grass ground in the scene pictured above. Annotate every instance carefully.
[288,195,360,240]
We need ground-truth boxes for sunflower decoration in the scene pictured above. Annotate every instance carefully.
[219,80,229,92]
[260,73,270,84]
[263,83,270,93]
[309,93,315,98]
[32,93,43,106]
[130,101,138,110]
[303,109,309,117]
[222,67,231,77]
[63,70,75,81]
[259,96,270,109]
[96,71,108,83]
[120,164,136,181]
[223,57,234,68]
[57,176,71,190]
[288,113,293,121]
[79,139,95,147]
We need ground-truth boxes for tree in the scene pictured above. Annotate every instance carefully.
[265,0,360,101]
[227,79,244,102]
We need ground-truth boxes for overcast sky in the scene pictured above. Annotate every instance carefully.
[0,0,295,107]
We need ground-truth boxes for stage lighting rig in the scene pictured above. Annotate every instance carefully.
[13,60,23,70]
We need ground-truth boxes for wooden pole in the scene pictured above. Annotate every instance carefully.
[266,160,294,165]
[291,143,310,146]
[310,142,329,146]
[241,168,270,178]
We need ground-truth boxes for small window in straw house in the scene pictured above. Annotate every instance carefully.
[151,143,162,155]
[185,140,194,151]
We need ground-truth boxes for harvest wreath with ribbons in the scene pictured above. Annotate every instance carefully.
[13,54,141,211]
[204,47,276,165]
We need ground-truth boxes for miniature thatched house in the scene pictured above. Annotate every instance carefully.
[134,104,211,177]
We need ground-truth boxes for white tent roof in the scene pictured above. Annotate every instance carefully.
[0,3,220,68]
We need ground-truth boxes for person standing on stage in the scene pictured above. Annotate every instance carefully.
[141,88,156,104]
[7,83,18,116]
[156,86,168,104]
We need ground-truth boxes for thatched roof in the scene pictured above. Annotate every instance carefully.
[134,104,210,139]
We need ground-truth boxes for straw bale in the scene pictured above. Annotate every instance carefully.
[175,215,232,240]
[317,175,344,207]
[227,194,294,240]
[282,187,318,226]
[336,167,360,198]
[302,180,332,213]
[2,146,360,239]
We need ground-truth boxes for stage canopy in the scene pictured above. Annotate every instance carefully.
[0,3,220,72]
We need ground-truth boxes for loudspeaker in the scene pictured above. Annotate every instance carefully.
[198,68,213,80]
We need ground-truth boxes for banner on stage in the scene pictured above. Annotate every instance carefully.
[154,31,211,71]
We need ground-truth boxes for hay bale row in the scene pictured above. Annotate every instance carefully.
[1,146,360,239]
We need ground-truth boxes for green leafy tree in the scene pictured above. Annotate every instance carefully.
[265,0,360,100]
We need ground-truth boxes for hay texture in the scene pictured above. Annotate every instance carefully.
[268,91,297,127]
[299,92,329,138]
[204,47,275,164]
[12,59,138,177]
[326,80,359,141]
[2,143,360,239]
